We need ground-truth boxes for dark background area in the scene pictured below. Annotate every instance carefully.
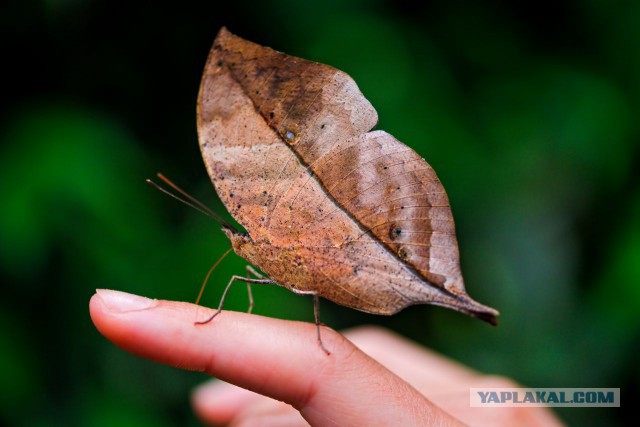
[1,0,638,425]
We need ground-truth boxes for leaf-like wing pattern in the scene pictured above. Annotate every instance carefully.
[197,28,498,323]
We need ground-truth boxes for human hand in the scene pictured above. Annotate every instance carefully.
[90,289,561,426]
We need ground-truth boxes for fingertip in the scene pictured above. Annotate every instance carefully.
[89,289,160,347]
[89,290,112,336]
[89,290,105,317]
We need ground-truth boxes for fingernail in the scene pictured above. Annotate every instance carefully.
[95,289,157,313]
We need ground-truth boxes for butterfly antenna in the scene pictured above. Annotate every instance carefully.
[195,247,233,305]
[146,173,238,232]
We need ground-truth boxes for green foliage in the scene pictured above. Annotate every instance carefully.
[1,0,637,425]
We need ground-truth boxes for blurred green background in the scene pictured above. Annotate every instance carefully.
[1,0,638,425]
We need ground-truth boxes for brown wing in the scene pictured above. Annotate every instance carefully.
[197,28,498,322]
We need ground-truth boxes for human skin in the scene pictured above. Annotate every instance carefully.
[89,289,562,426]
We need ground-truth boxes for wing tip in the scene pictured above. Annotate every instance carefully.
[473,309,499,326]
[462,299,500,326]
[429,290,500,326]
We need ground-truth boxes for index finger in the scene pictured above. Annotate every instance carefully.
[89,289,461,426]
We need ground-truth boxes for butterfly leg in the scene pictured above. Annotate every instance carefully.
[195,274,275,325]
[289,289,331,355]
[245,265,265,314]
